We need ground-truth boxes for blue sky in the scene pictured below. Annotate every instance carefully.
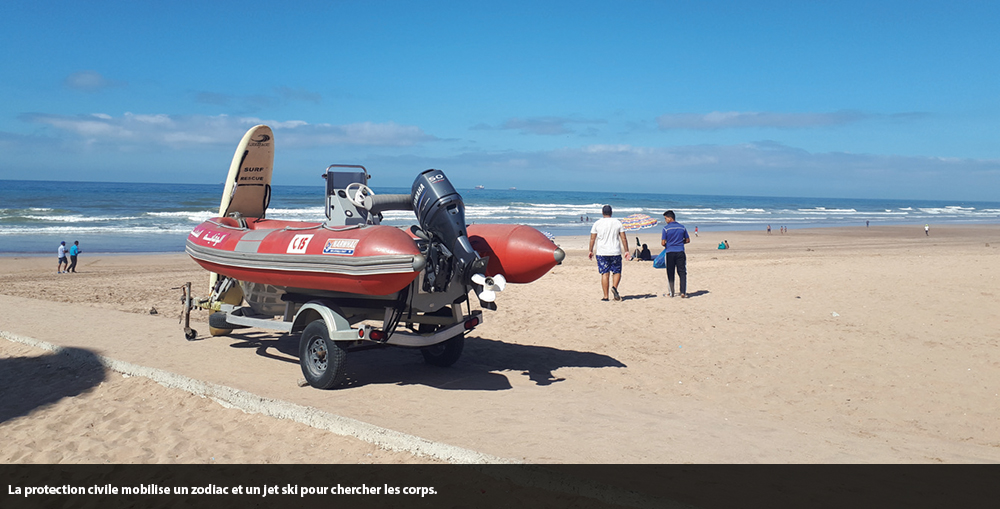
[1,0,997,200]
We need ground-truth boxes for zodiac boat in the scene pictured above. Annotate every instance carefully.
[186,170,566,305]
[181,125,564,389]
[186,218,426,297]
[185,126,564,315]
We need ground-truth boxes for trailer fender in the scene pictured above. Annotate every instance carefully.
[291,301,359,341]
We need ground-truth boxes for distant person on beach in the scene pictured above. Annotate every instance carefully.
[925,224,930,236]
[866,220,870,228]
[67,241,81,273]
[57,241,68,273]
[661,210,690,298]
[694,226,698,237]
[767,224,771,234]
[718,240,729,250]
[637,244,652,261]
[588,205,630,301]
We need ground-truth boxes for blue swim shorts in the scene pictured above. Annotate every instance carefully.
[596,255,622,274]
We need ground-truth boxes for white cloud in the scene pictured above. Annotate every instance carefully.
[18,113,437,149]
[126,113,173,125]
[193,87,323,112]
[374,142,1000,200]
[275,86,322,104]
[63,71,125,92]
[279,121,436,147]
[656,110,870,130]
[475,116,607,135]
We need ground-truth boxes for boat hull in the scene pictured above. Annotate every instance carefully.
[467,224,565,283]
[186,220,564,297]
[186,218,425,296]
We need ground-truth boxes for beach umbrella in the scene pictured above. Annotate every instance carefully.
[620,213,658,231]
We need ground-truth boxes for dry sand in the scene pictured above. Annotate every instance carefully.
[2,224,999,464]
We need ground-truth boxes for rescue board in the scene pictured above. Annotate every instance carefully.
[212,124,274,292]
[219,124,274,219]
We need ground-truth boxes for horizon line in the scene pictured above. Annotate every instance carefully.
[1,177,997,205]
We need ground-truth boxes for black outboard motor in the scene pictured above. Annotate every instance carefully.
[411,169,488,293]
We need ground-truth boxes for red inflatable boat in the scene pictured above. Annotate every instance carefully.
[186,217,426,296]
[180,125,565,390]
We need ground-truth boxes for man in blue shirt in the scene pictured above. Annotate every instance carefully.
[660,210,690,298]
[67,240,81,273]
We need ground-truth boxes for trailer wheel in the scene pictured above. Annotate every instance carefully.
[421,336,464,367]
[299,319,347,389]
[208,312,233,336]
[419,307,464,367]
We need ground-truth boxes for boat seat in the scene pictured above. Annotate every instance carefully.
[215,216,246,228]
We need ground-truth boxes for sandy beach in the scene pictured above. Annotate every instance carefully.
[2,224,999,464]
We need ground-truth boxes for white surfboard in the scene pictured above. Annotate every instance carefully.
[219,124,274,219]
[211,125,274,293]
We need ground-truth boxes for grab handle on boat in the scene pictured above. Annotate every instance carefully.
[370,194,413,214]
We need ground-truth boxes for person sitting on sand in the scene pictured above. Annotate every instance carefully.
[637,244,652,261]
[718,240,729,250]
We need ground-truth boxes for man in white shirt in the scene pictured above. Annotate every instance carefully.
[57,241,69,274]
[588,205,631,301]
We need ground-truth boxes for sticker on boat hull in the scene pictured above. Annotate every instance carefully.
[323,239,358,255]
[203,232,228,246]
[287,234,314,254]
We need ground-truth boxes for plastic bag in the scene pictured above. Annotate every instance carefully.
[653,249,666,269]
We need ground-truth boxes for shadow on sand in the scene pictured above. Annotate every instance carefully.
[224,332,626,392]
[0,347,106,425]
[621,293,658,301]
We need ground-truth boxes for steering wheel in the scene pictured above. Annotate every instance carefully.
[344,182,374,209]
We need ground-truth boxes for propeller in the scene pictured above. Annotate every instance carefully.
[471,273,506,302]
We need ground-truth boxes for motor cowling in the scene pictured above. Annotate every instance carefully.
[411,169,487,293]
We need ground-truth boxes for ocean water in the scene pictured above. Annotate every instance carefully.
[2,179,999,254]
